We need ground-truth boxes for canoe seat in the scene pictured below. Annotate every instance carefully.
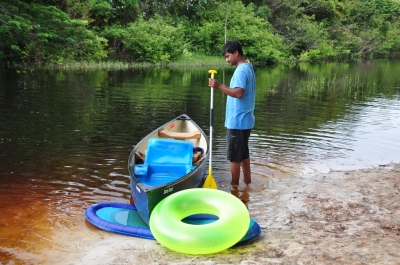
[158,129,201,140]
[134,138,195,187]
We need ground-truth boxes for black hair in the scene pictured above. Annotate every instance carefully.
[221,39,243,56]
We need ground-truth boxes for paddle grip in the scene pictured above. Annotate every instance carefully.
[208,70,217,128]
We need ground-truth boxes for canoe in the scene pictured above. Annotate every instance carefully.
[127,114,209,225]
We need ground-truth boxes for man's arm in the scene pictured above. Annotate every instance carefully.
[208,79,244,99]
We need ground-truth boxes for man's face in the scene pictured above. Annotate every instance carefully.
[223,51,238,66]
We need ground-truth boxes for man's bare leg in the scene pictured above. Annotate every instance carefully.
[241,158,251,185]
[230,161,241,186]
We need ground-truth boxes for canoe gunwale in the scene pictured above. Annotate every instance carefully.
[127,114,210,224]
[127,114,209,185]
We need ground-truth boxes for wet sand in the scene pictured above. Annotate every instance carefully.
[1,163,399,264]
[38,163,400,265]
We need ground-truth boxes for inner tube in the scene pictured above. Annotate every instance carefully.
[149,188,250,254]
[84,202,261,243]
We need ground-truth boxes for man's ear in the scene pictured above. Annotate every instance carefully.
[234,50,239,57]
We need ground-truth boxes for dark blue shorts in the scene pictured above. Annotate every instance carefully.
[226,129,251,162]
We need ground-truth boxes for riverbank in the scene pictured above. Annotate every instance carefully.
[49,163,400,265]
[7,54,226,71]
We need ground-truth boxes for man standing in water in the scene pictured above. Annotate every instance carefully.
[208,39,256,194]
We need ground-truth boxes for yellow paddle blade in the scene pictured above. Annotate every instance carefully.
[203,169,217,189]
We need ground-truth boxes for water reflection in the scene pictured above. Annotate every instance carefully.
[230,185,250,209]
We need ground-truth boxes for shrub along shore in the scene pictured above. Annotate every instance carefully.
[2,0,400,68]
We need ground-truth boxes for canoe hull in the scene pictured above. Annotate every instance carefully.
[128,114,209,225]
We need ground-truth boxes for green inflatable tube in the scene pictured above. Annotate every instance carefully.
[149,188,250,254]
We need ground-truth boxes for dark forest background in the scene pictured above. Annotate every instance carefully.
[2,0,400,67]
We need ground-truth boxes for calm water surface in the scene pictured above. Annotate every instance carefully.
[0,61,399,263]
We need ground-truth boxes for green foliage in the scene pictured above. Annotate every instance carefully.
[2,0,400,66]
[0,0,31,64]
[190,20,223,55]
[226,2,288,64]
[138,0,210,21]
[101,25,129,60]
[124,16,188,63]
[265,0,400,61]
[87,0,140,28]
[0,0,107,65]
[301,0,346,21]
[72,27,108,60]
[334,0,400,60]
[66,0,95,19]
[294,16,338,62]
[190,1,288,64]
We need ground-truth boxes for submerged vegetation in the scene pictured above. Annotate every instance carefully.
[1,0,400,68]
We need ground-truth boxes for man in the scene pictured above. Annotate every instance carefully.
[208,39,256,191]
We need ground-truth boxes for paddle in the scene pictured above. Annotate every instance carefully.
[203,70,218,189]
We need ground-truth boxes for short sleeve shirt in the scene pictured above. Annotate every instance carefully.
[225,63,256,129]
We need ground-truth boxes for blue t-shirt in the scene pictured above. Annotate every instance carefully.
[225,63,256,129]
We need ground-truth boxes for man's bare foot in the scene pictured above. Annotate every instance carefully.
[230,185,239,197]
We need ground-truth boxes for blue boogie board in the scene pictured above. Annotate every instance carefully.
[84,202,261,243]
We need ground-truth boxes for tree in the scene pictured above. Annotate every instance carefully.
[190,0,288,64]
[124,16,187,63]
[87,0,140,29]
[0,0,107,65]
[0,0,31,64]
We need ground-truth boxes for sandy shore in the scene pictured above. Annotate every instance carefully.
[46,163,400,265]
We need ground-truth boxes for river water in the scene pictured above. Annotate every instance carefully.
[0,61,399,263]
